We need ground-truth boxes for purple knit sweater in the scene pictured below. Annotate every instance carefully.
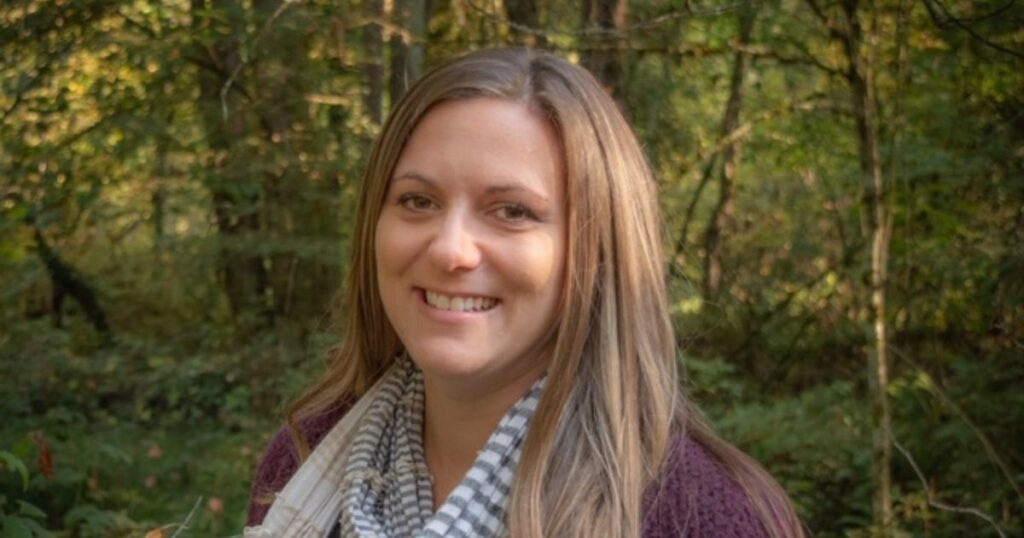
[246,406,768,537]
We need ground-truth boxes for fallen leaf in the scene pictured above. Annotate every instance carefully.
[30,431,53,479]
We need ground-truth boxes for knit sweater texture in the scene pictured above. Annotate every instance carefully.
[246,406,768,537]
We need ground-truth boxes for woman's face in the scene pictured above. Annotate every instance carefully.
[375,97,566,393]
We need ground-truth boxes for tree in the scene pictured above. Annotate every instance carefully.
[389,0,427,103]
[192,0,270,325]
[582,0,627,97]
[703,3,758,300]
[506,0,546,46]
[828,0,893,528]
[363,0,386,123]
[251,0,342,336]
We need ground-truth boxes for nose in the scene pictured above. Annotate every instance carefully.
[427,209,481,272]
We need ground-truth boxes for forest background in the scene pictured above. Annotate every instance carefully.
[0,0,1021,536]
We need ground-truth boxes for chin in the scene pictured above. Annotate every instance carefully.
[408,349,493,379]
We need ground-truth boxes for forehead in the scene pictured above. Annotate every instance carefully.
[390,97,565,196]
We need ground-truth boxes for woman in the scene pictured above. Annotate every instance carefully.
[246,48,804,537]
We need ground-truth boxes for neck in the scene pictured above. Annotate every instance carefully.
[420,363,546,509]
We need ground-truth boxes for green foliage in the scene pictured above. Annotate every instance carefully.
[0,327,321,536]
[2,0,1022,535]
[0,450,51,537]
[0,452,31,492]
[1,500,52,538]
[689,355,877,534]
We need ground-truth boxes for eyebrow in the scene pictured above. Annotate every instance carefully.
[391,171,550,202]
[391,171,436,187]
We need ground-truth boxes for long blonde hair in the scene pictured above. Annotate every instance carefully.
[287,48,804,538]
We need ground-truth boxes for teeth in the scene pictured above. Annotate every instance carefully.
[425,290,497,312]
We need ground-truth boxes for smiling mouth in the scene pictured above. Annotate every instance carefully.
[423,289,499,312]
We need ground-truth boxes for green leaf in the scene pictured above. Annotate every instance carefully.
[19,517,52,538]
[1,516,32,538]
[15,500,45,520]
[0,451,29,491]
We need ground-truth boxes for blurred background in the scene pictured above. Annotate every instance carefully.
[0,0,1021,536]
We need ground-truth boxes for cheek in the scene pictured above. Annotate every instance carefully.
[499,233,564,295]
[375,216,412,274]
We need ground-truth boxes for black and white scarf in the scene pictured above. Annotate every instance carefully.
[245,358,544,538]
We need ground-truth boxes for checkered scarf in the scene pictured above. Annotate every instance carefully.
[244,358,544,538]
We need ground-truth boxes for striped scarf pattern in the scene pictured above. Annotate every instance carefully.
[337,358,544,537]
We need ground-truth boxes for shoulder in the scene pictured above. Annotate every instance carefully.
[642,435,769,538]
[245,404,348,527]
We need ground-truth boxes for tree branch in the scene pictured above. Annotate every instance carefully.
[168,496,203,538]
[116,9,159,39]
[744,44,846,77]
[889,345,1024,512]
[728,240,860,360]
[220,0,303,120]
[463,0,755,41]
[0,41,76,125]
[670,154,719,279]
[668,92,831,279]
[892,436,1009,537]
[922,0,1024,61]
[942,0,1017,22]
[805,0,848,41]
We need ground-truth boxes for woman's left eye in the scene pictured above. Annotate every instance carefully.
[495,203,536,222]
[398,194,435,211]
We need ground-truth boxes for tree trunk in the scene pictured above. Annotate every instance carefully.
[389,0,427,105]
[191,0,270,326]
[152,137,168,255]
[33,227,111,341]
[582,0,627,98]
[505,0,545,47]
[703,5,757,300]
[363,0,385,124]
[252,0,341,339]
[841,0,893,531]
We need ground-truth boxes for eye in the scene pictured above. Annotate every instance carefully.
[495,203,537,222]
[398,193,436,212]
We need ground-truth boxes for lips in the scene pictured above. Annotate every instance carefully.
[423,289,499,312]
